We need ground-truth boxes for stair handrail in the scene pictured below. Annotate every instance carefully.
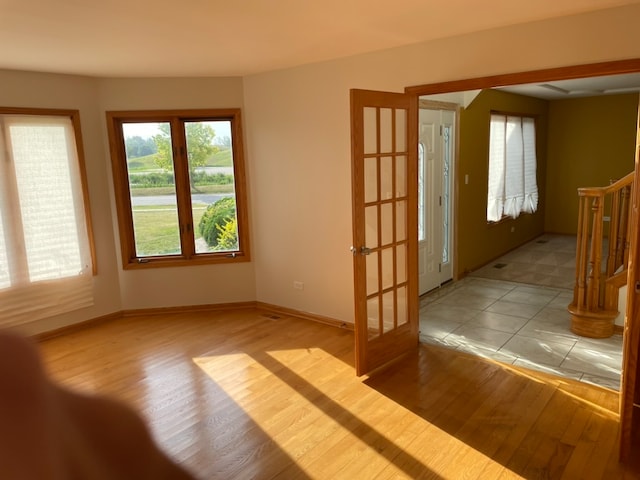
[572,172,634,331]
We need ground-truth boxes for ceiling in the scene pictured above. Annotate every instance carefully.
[1,0,639,78]
[497,72,640,99]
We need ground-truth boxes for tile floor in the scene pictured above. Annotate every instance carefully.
[419,235,624,391]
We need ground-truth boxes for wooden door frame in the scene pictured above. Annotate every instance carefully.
[405,58,640,462]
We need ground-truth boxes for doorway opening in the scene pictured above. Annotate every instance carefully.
[414,69,640,393]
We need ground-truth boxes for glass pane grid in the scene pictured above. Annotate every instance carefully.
[361,104,411,342]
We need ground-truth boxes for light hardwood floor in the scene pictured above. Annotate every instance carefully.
[38,309,640,479]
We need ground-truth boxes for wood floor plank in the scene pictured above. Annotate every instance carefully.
[35,309,639,479]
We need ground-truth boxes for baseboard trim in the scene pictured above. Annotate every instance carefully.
[256,302,354,331]
[34,311,123,342]
[121,301,258,317]
[34,301,352,341]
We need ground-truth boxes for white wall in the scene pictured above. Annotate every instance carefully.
[243,4,640,325]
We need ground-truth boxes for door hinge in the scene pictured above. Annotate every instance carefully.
[439,264,442,273]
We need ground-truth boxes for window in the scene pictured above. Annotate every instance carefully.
[0,108,95,327]
[106,109,250,268]
[487,113,538,222]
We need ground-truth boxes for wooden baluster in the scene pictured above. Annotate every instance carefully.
[608,188,621,276]
[574,195,589,310]
[622,184,632,266]
[586,195,604,310]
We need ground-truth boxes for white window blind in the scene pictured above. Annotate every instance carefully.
[487,114,538,222]
[0,114,93,327]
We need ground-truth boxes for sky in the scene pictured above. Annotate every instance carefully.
[123,120,232,142]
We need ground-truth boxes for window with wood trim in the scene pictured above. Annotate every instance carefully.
[487,113,538,222]
[0,108,95,327]
[106,109,250,268]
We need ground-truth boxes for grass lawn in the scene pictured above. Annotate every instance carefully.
[132,205,208,256]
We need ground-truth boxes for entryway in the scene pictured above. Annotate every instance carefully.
[418,234,623,391]
[418,102,456,295]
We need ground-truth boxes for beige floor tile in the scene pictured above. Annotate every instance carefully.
[419,234,623,390]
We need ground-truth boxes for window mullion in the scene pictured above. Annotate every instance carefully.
[171,119,195,259]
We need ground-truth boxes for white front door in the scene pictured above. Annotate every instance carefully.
[418,106,455,295]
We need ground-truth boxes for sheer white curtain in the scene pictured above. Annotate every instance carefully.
[0,114,93,327]
[487,114,538,222]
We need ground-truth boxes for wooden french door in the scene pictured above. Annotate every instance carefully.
[350,89,419,376]
[620,106,640,461]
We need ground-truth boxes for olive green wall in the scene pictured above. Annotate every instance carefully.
[456,91,638,277]
[457,89,549,275]
[544,93,638,234]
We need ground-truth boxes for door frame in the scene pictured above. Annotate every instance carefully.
[405,58,640,462]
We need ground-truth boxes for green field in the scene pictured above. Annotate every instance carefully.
[127,147,232,172]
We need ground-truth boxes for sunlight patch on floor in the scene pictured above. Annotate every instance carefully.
[192,351,525,479]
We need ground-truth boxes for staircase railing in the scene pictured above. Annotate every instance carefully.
[569,172,634,338]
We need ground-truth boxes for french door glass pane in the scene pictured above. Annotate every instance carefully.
[380,156,393,200]
[364,157,378,203]
[397,244,407,284]
[364,108,377,154]
[381,203,393,246]
[397,285,408,326]
[380,108,392,153]
[381,247,394,290]
[396,155,407,198]
[396,200,406,242]
[184,120,238,254]
[395,109,406,151]
[122,122,180,257]
[367,297,380,339]
[366,252,378,296]
[365,206,378,249]
[382,290,395,333]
